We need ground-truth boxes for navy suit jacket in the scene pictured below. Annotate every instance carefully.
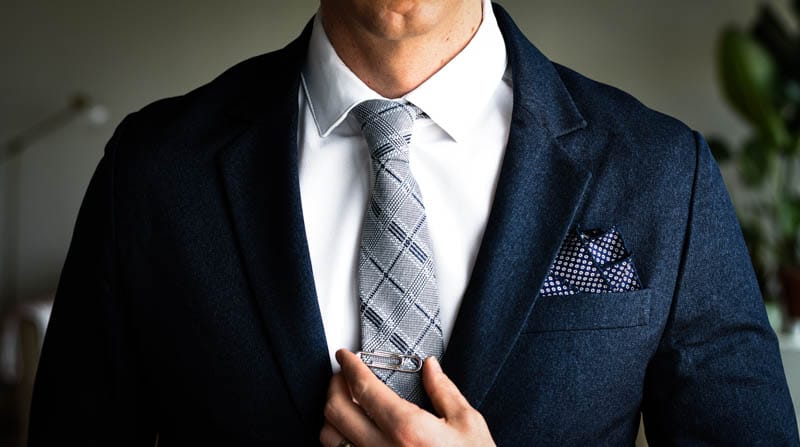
[29,4,799,446]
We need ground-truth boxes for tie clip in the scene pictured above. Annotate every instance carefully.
[355,351,423,373]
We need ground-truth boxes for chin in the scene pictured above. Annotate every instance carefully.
[346,0,450,40]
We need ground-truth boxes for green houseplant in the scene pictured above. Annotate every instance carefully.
[711,1,800,321]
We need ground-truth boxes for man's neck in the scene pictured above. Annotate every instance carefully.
[319,2,483,99]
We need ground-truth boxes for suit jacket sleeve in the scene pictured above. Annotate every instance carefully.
[641,132,799,445]
[27,117,157,446]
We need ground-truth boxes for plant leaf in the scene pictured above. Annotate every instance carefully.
[717,27,791,148]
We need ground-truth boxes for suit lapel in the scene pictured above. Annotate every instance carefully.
[441,4,591,409]
[218,24,331,433]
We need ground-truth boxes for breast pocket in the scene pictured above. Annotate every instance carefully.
[522,289,652,333]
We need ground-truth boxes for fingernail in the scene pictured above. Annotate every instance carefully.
[335,349,344,365]
[427,356,442,374]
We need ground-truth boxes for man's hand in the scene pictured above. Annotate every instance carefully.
[320,349,495,447]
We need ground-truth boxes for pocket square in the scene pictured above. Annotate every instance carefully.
[539,226,643,297]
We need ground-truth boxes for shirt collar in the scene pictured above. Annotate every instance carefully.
[302,0,508,142]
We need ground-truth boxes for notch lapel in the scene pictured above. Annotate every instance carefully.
[441,4,592,409]
[218,24,331,434]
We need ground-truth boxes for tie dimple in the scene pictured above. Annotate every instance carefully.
[352,99,444,406]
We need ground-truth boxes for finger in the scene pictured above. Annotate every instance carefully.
[324,374,385,446]
[422,356,472,419]
[319,421,346,447]
[336,349,417,431]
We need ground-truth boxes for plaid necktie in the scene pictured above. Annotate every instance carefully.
[352,99,444,405]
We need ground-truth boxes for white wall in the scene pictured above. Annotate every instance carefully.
[0,0,794,305]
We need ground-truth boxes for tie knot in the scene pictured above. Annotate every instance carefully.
[351,99,422,160]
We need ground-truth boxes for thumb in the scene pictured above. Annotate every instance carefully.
[422,356,472,418]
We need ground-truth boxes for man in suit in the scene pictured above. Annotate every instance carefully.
[29,0,799,445]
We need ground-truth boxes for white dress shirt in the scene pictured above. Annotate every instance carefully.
[298,0,513,371]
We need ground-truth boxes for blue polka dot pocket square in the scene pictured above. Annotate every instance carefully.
[539,226,643,297]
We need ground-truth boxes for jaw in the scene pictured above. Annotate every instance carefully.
[322,0,459,41]
[318,0,482,98]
